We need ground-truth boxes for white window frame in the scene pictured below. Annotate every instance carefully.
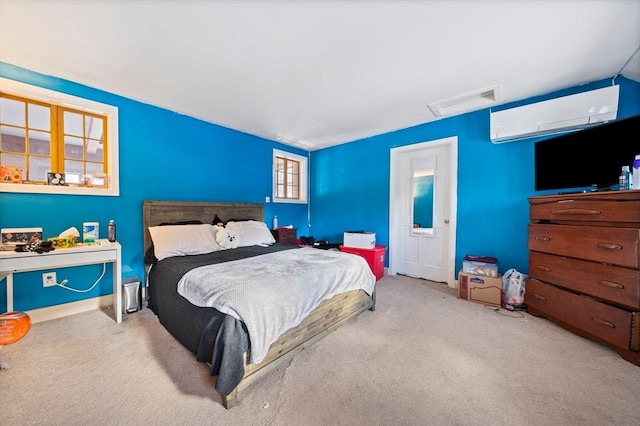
[0,77,119,196]
[272,148,307,204]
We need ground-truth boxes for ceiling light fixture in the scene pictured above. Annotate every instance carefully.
[428,85,503,117]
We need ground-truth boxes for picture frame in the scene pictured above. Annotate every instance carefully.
[47,172,66,186]
[1,227,43,249]
[0,165,23,183]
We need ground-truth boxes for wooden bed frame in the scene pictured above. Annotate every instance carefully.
[142,200,376,408]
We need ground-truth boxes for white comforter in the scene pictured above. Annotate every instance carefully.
[177,247,376,364]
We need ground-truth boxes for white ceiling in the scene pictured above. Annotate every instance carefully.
[1,0,639,151]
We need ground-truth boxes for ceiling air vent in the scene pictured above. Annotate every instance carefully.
[429,85,502,118]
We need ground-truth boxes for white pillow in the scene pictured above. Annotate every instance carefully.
[215,225,240,249]
[225,220,276,247]
[148,224,221,261]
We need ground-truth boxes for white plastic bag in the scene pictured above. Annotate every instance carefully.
[502,268,527,309]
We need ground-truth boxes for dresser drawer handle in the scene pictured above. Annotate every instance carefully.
[535,265,552,272]
[598,280,624,290]
[596,243,622,250]
[532,294,546,302]
[534,236,551,241]
[591,317,615,328]
[551,208,601,215]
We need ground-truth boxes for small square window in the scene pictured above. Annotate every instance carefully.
[273,149,307,204]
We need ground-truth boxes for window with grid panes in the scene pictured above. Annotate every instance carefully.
[0,78,119,195]
[273,149,307,203]
[275,155,300,200]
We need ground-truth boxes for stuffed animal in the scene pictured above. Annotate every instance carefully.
[212,214,224,227]
[214,225,240,249]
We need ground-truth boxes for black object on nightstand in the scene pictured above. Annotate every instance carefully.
[314,242,341,250]
[271,228,297,245]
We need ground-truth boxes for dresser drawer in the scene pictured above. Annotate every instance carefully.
[530,197,640,225]
[525,279,639,351]
[528,223,640,268]
[529,251,640,310]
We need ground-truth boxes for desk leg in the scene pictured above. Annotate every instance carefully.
[5,273,13,312]
[113,250,122,324]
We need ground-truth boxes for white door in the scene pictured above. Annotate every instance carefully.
[389,137,457,286]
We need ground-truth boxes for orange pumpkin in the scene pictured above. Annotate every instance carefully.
[0,311,31,345]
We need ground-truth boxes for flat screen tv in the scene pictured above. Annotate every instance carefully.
[534,114,640,192]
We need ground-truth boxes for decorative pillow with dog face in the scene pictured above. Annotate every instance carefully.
[214,225,240,249]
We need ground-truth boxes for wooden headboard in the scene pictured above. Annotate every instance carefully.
[142,200,264,257]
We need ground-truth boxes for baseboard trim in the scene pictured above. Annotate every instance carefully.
[26,295,113,323]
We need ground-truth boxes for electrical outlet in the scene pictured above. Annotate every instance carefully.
[42,272,57,287]
[265,196,270,203]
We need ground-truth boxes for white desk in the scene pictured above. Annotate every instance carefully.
[0,241,122,323]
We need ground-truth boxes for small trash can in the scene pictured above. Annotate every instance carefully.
[122,276,141,314]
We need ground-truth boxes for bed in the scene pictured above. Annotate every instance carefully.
[143,200,376,408]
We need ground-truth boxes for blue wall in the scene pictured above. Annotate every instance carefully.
[1,60,639,313]
[309,77,640,276]
[0,62,309,312]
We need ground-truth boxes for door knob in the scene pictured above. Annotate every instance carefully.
[444,218,450,224]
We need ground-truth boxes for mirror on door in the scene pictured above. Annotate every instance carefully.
[412,169,435,236]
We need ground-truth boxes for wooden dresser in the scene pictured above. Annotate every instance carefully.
[526,190,640,366]
[271,227,298,245]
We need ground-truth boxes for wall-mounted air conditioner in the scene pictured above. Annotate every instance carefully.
[489,85,619,143]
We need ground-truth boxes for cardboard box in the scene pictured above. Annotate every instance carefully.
[458,271,502,307]
[343,231,376,249]
[47,236,78,249]
[457,272,468,300]
[82,222,100,243]
[1,227,43,247]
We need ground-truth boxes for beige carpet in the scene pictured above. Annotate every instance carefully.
[1,274,639,426]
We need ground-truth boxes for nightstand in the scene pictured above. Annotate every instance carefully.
[271,228,297,245]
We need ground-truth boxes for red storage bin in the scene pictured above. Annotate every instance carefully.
[339,244,387,281]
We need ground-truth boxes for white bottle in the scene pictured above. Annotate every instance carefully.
[272,215,278,230]
[633,154,640,190]
[619,166,631,190]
